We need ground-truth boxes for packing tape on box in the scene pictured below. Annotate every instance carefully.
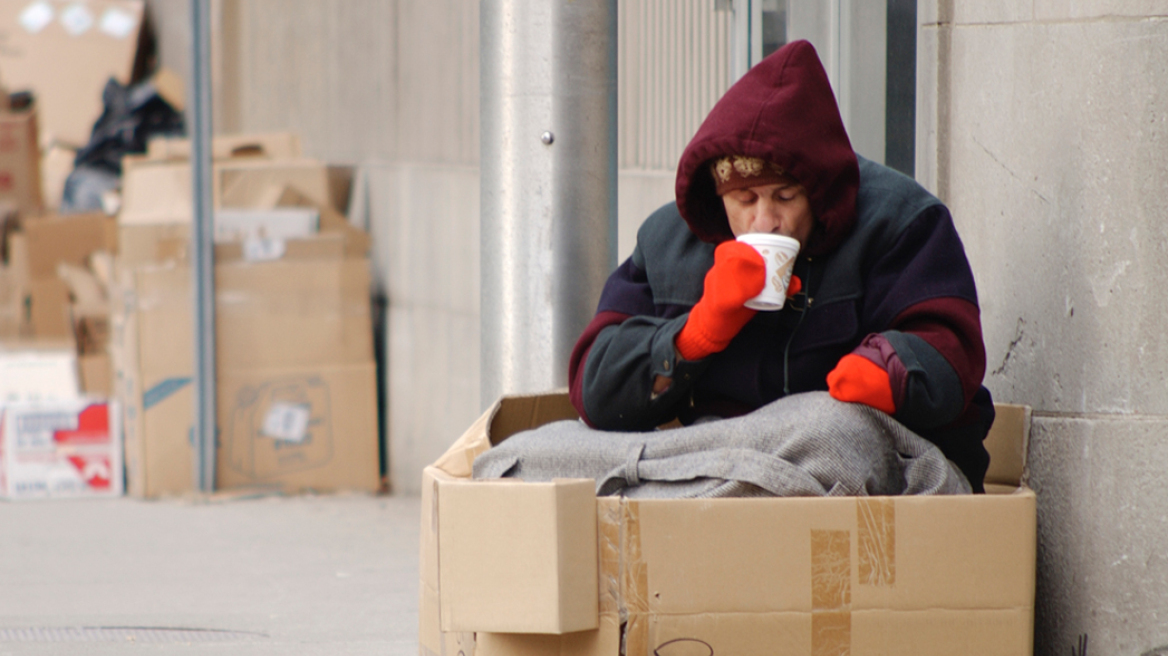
[599,500,623,616]
[857,497,896,586]
[809,499,897,656]
[811,529,851,656]
[614,497,897,656]
[623,500,650,656]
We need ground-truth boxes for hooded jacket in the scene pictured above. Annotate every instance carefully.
[568,41,993,490]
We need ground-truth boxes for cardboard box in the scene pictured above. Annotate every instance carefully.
[0,400,122,499]
[109,267,192,497]
[419,394,1036,656]
[78,352,111,397]
[0,346,79,402]
[119,157,333,226]
[0,228,28,338]
[0,260,24,337]
[112,248,378,497]
[27,276,70,337]
[438,477,599,634]
[23,212,118,279]
[217,362,380,492]
[117,196,368,268]
[213,207,320,242]
[0,102,43,216]
[0,0,145,147]
[117,222,189,267]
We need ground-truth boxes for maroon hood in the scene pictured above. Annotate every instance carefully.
[675,40,859,255]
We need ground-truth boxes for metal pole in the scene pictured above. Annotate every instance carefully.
[481,0,618,406]
[190,0,216,492]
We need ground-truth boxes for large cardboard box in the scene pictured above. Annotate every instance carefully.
[0,400,122,499]
[0,0,145,147]
[111,245,378,497]
[419,394,1037,656]
[217,362,379,492]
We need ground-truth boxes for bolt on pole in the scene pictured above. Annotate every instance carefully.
[480,0,618,407]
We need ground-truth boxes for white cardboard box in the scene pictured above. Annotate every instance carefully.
[0,348,80,403]
[1,400,122,499]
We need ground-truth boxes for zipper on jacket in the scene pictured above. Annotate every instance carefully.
[783,257,813,396]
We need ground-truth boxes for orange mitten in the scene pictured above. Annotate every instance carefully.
[786,274,802,298]
[827,353,896,414]
[675,241,766,360]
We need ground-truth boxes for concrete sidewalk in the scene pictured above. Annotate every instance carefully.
[0,493,421,655]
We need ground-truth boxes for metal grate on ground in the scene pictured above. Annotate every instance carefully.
[0,627,268,643]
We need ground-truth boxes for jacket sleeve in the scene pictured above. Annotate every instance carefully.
[850,205,987,432]
[567,256,709,430]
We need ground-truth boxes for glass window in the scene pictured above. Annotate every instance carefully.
[760,0,787,59]
[742,0,916,176]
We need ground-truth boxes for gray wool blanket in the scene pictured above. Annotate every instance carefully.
[472,392,971,498]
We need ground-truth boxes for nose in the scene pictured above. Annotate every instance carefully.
[750,197,784,234]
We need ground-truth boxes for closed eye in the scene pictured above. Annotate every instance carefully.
[773,185,801,202]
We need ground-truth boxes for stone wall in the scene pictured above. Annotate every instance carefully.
[918,2,1168,654]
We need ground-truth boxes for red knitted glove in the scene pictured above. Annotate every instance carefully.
[675,241,765,360]
[827,353,896,414]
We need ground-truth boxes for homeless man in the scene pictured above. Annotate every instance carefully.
[563,40,994,494]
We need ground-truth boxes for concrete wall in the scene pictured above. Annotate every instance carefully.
[213,0,482,496]
[147,0,677,495]
[918,3,1168,654]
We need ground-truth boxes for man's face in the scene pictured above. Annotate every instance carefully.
[721,179,815,246]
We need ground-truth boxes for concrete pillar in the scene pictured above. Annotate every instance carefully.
[918,2,1168,654]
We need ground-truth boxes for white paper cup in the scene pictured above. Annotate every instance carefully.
[736,233,801,311]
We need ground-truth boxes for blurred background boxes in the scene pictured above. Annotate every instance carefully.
[113,238,379,497]
[111,137,380,498]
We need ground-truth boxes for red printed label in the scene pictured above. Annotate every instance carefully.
[54,405,110,446]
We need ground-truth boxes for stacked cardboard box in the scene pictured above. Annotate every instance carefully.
[0,0,150,500]
[420,394,1037,656]
[0,209,123,500]
[111,133,379,497]
[0,339,121,500]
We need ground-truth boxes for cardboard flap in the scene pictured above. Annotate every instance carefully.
[488,391,580,445]
[218,159,331,211]
[432,403,496,478]
[984,403,1031,487]
[432,392,579,479]
[437,477,599,634]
